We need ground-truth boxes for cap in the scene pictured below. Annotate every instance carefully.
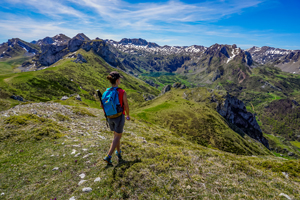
[109,71,123,79]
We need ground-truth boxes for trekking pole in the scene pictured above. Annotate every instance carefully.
[97,89,109,128]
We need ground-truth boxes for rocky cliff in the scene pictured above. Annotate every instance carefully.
[183,88,269,148]
[216,93,269,148]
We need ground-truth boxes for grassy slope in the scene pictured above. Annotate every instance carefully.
[139,72,192,90]
[132,88,271,156]
[0,102,299,199]
[0,56,32,74]
[212,65,300,157]
[0,49,160,110]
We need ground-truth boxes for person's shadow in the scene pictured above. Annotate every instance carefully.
[105,158,142,180]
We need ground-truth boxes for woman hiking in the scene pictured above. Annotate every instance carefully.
[102,71,130,165]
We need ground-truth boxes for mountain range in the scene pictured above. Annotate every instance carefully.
[1,33,299,74]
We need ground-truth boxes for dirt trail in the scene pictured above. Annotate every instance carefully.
[3,74,17,83]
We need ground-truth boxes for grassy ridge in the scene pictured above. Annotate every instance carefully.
[0,49,160,111]
[133,88,271,156]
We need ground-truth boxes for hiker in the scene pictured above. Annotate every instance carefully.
[102,71,130,165]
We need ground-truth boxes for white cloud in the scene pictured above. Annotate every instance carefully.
[0,17,80,41]
[68,0,265,29]
[3,0,87,19]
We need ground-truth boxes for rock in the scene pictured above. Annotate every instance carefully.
[172,82,181,88]
[69,197,76,200]
[94,177,101,182]
[75,153,81,157]
[72,145,81,147]
[279,193,292,200]
[38,44,68,66]
[10,95,24,101]
[1,192,4,196]
[61,96,69,100]
[282,172,289,179]
[143,140,147,144]
[97,135,106,140]
[82,187,92,193]
[287,152,294,156]
[82,148,88,151]
[161,85,171,94]
[144,79,155,87]
[212,69,224,82]
[180,84,186,89]
[184,89,269,148]
[78,180,87,186]
[216,93,269,148]
[52,167,59,171]
[75,95,82,101]
[186,185,191,190]
[73,54,87,63]
[292,100,299,106]
[83,153,93,159]
[143,94,155,101]
[71,149,76,155]
[280,154,283,157]
[79,173,86,179]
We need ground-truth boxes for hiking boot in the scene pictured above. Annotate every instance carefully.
[115,150,123,161]
[103,156,112,165]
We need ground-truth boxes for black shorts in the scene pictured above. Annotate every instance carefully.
[107,114,125,133]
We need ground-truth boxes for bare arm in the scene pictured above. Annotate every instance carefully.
[123,91,130,119]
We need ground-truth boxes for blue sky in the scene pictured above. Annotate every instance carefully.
[0,0,299,49]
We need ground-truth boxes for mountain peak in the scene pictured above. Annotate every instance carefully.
[118,38,160,47]
[74,33,90,41]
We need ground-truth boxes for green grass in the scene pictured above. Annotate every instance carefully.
[0,62,13,74]
[291,141,300,148]
[0,103,300,199]
[133,88,271,156]
[140,73,191,90]
[0,56,32,74]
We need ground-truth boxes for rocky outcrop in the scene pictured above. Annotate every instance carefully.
[61,96,69,100]
[118,38,159,48]
[212,68,224,82]
[38,44,69,66]
[216,93,269,148]
[161,85,171,94]
[83,40,124,70]
[73,54,87,63]
[180,84,187,89]
[183,88,269,148]
[145,79,155,87]
[143,94,155,101]
[10,95,24,101]
[68,35,85,52]
[75,95,82,101]
[172,82,181,88]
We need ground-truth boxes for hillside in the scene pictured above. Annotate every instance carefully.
[0,49,159,111]
[0,101,299,199]
[133,87,271,155]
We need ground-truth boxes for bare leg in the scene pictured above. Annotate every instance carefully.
[108,132,122,156]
